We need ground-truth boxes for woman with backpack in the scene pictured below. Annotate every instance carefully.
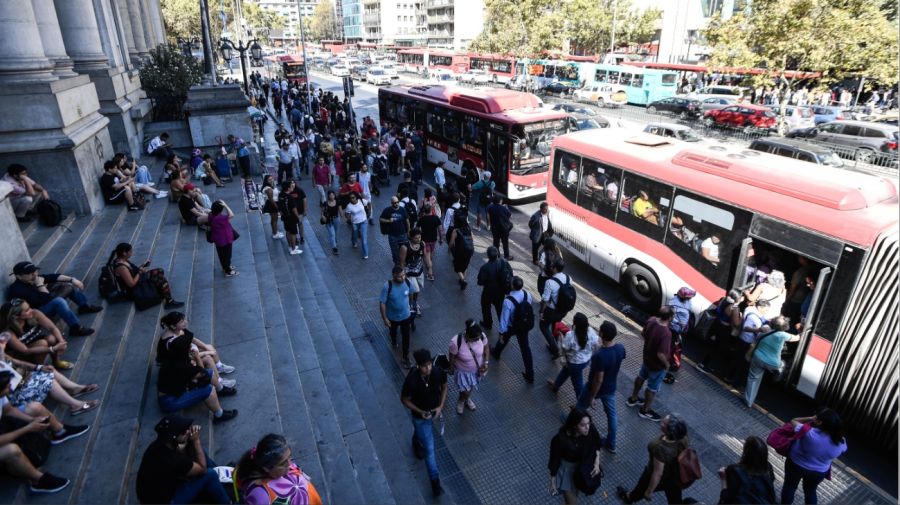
[448,320,489,415]
[236,433,322,505]
[547,313,599,398]
[616,414,690,504]
[718,436,776,504]
[448,211,474,290]
[110,243,184,310]
[780,408,847,505]
[548,407,603,504]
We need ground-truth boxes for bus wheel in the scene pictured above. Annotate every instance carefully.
[622,263,661,310]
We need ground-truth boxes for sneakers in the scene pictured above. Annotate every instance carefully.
[456,401,465,415]
[663,373,676,385]
[290,246,303,255]
[127,205,142,211]
[273,232,285,239]
[51,424,90,445]
[625,396,645,408]
[219,378,237,388]
[30,473,70,494]
[465,399,476,411]
[78,304,103,315]
[638,409,662,422]
[212,409,238,423]
[164,300,185,309]
[218,385,237,397]
[217,363,236,375]
[154,192,168,199]
[225,269,239,277]
[69,325,95,337]
[430,479,443,497]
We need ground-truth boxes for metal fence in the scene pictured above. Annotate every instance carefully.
[149,95,187,121]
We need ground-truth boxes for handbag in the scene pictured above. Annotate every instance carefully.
[132,277,163,311]
[767,422,812,457]
[745,331,777,362]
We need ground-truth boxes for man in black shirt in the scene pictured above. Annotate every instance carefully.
[401,349,447,497]
[476,247,511,331]
[99,160,140,210]
[486,195,514,260]
[177,185,209,226]
[135,416,230,504]
[7,261,98,336]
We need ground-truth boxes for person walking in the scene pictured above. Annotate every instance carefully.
[476,247,511,331]
[780,408,847,505]
[718,436,776,504]
[380,197,410,266]
[448,320,489,415]
[625,306,674,422]
[486,195,513,260]
[537,237,564,295]
[278,180,305,256]
[744,316,799,408]
[547,313,598,398]
[616,415,690,504]
[664,287,695,384]
[312,157,331,208]
[207,201,238,277]
[448,211,475,290]
[470,171,495,231]
[548,408,603,504]
[491,276,535,383]
[380,266,414,367]
[418,204,443,281]
[577,321,624,453]
[401,349,448,497]
[398,228,426,316]
[260,175,283,240]
[529,203,553,265]
[276,141,294,184]
[344,192,370,259]
[321,190,342,255]
[539,259,571,359]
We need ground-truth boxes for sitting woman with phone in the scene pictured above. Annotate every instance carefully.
[109,243,184,310]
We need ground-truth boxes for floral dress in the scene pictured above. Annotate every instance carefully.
[242,463,322,505]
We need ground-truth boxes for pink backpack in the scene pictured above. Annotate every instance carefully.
[767,422,812,457]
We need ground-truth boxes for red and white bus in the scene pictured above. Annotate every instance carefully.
[378,85,570,200]
[467,53,516,84]
[397,49,469,76]
[277,55,307,85]
[546,128,898,442]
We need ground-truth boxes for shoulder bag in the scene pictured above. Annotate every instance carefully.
[767,422,812,457]
[745,331,777,362]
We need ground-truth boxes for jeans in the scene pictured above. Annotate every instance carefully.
[539,309,562,355]
[135,165,151,185]
[744,356,781,407]
[351,221,368,257]
[492,229,511,258]
[388,235,407,266]
[170,451,230,504]
[412,416,439,481]
[325,220,337,249]
[553,360,589,397]
[577,392,617,450]
[39,297,81,329]
[158,384,213,413]
[781,457,827,504]
[494,331,534,380]
[390,317,412,359]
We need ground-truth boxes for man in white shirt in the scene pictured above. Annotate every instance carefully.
[701,234,721,265]
[433,161,446,191]
[146,132,173,158]
[539,259,569,358]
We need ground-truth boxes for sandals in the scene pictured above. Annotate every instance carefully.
[72,384,99,399]
[69,400,99,416]
[54,360,74,370]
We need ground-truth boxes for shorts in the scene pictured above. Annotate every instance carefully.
[282,217,301,235]
[424,241,437,255]
[406,274,423,293]
[638,364,666,393]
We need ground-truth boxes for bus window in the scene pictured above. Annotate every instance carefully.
[386,100,398,121]
[578,157,622,221]
[595,70,608,83]
[617,173,672,242]
[552,149,582,203]
[620,73,633,86]
[608,71,620,84]
[463,116,484,151]
[443,111,461,144]
[397,102,408,123]
[493,60,511,73]
[661,73,677,85]
[427,111,442,137]
[632,74,644,88]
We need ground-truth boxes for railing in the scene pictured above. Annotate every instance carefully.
[149,95,186,121]
[425,0,453,8]
[428,14,453,22]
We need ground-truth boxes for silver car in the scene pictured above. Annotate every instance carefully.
[699,97,737,113]
[643,122,703,142]
[808,120,899,163]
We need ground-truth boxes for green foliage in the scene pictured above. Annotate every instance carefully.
[139,44,203,98]
[704,0,899,89]
[308,0,339,42]
[242,2,286,33]
[471,0,660,57]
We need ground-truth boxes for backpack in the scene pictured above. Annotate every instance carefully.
[386,278,411,297]
[98,261,124,301]
[478,181,494,206]
[371,155,386,174]
[36,199,63,227]
[457,231,474,255]
[402,198,418,227]
[506,293,535,334]
[389,140,402,160]
[500,259,513,293]
[677,447,702,489]
[549,275,577,315]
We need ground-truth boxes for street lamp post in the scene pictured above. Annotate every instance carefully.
[296,0,313,109]
[220,38,263,95]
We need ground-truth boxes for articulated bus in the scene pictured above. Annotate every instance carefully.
[468,53,516,84]
[579,63,677,105]
[378,85,569,200]
[514,59,581,88]
[547,128,899,444]
[397,49,469,76]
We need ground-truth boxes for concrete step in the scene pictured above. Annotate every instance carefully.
[25,213,76,265]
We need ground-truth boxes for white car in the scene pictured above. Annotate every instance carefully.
[366,67,391,86]
[573,83,628,107]
[330,64,350,77]
[642,122,704,143]
[380,63,400,79]
[459,69,492,85]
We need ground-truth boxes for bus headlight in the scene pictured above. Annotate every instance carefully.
[514,184,530,192]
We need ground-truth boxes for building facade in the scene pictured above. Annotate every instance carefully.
[0,0,166,215]
[632,0,739,64]
[361,0,427,46]
[343,0,363,42]
[256,0,319,46]
[425,0,482,50]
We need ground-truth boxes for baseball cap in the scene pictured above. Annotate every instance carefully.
[12,261,39,275]
[154,415,193,439]
[677,287,696,299]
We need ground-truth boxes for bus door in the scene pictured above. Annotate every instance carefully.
[788,266,831,395]
[485,128,510,194]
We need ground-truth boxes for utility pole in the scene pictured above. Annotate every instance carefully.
[609,0,618,57]
[296,0,313,109]
[199,0,218,84]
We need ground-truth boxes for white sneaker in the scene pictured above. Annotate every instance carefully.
[155,192,168,199]
[273,232,285,239]
[147,182,156,187]
[290,247,302,255]
[217,363,235,374]
[219,378,236,388]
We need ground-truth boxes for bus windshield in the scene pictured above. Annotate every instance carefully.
[513,120,568,174]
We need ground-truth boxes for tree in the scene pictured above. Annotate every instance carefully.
[704,0,899,91]
[309,0,339,42]
[140,44,203,97]
[242,2,286,35]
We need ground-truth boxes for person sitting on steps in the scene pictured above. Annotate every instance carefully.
[110,243,184,310]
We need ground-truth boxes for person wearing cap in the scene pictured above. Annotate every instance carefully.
[470,171,495,231]
[577,321,625,453]
[7,262,99,338]
[401,349,447,497]
[177,184,210,227]
[135,415,231,504]
[0,370,77,493]
[663,287,696,385]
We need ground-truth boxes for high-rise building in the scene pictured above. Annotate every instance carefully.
[362,0,428,46]
[631,0,740,64]
[343,0,363,41]
[424,0,483,50]
[255,0,318,47]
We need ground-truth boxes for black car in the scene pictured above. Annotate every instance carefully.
[543,81,575,96]
[350,65,368,80]
[647,97,701,119]
[551,103,597,116]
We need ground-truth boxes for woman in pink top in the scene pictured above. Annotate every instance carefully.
[208,200,238,277]
[449,320,490,415]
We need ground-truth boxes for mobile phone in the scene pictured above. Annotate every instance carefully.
[142,260,152,268]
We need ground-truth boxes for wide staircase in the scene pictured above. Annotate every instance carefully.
[3,157,443,505]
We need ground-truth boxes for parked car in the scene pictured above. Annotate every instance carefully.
[647,97,702,119]
[543,81,575,96]
[458,68,492,85]
[811,105,847,125]
[567,114,612,131]
[330,64,350,77]
[351,65,369,80]
[748,138,844,167]
[788,120,898,163]
[699,97,738,113]
[573,83,628,107]
[703,104,777,133]
[380,63,400,79]
[642,122,703,142]
[687,85,744,101]
[550,103,597,116]
[427,72,458,87]
[768,104,815,133]
[366,67,391,85]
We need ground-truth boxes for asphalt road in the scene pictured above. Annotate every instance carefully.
[303,72,897,495]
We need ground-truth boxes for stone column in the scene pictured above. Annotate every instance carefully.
[137,0,157,55]
[113,0,136,62]
[145,0,166,48]
[54,0,109,72]
[32,0,78,77]
[0,4,57,83]
[126,0,149,62]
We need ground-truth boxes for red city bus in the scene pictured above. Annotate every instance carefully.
[397,49,469,76]
[277,55,307,85]
[546,128,898,443]
[468,53,516,84]
[379,85,570,200]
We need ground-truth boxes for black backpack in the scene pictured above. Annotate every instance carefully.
[98,261,124,301]
[550,275,577,316]
[506,293,535,334]
[36,199,63,227]
[478,181,494,206]
[386,278,411,297]
[458,231,474,254]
